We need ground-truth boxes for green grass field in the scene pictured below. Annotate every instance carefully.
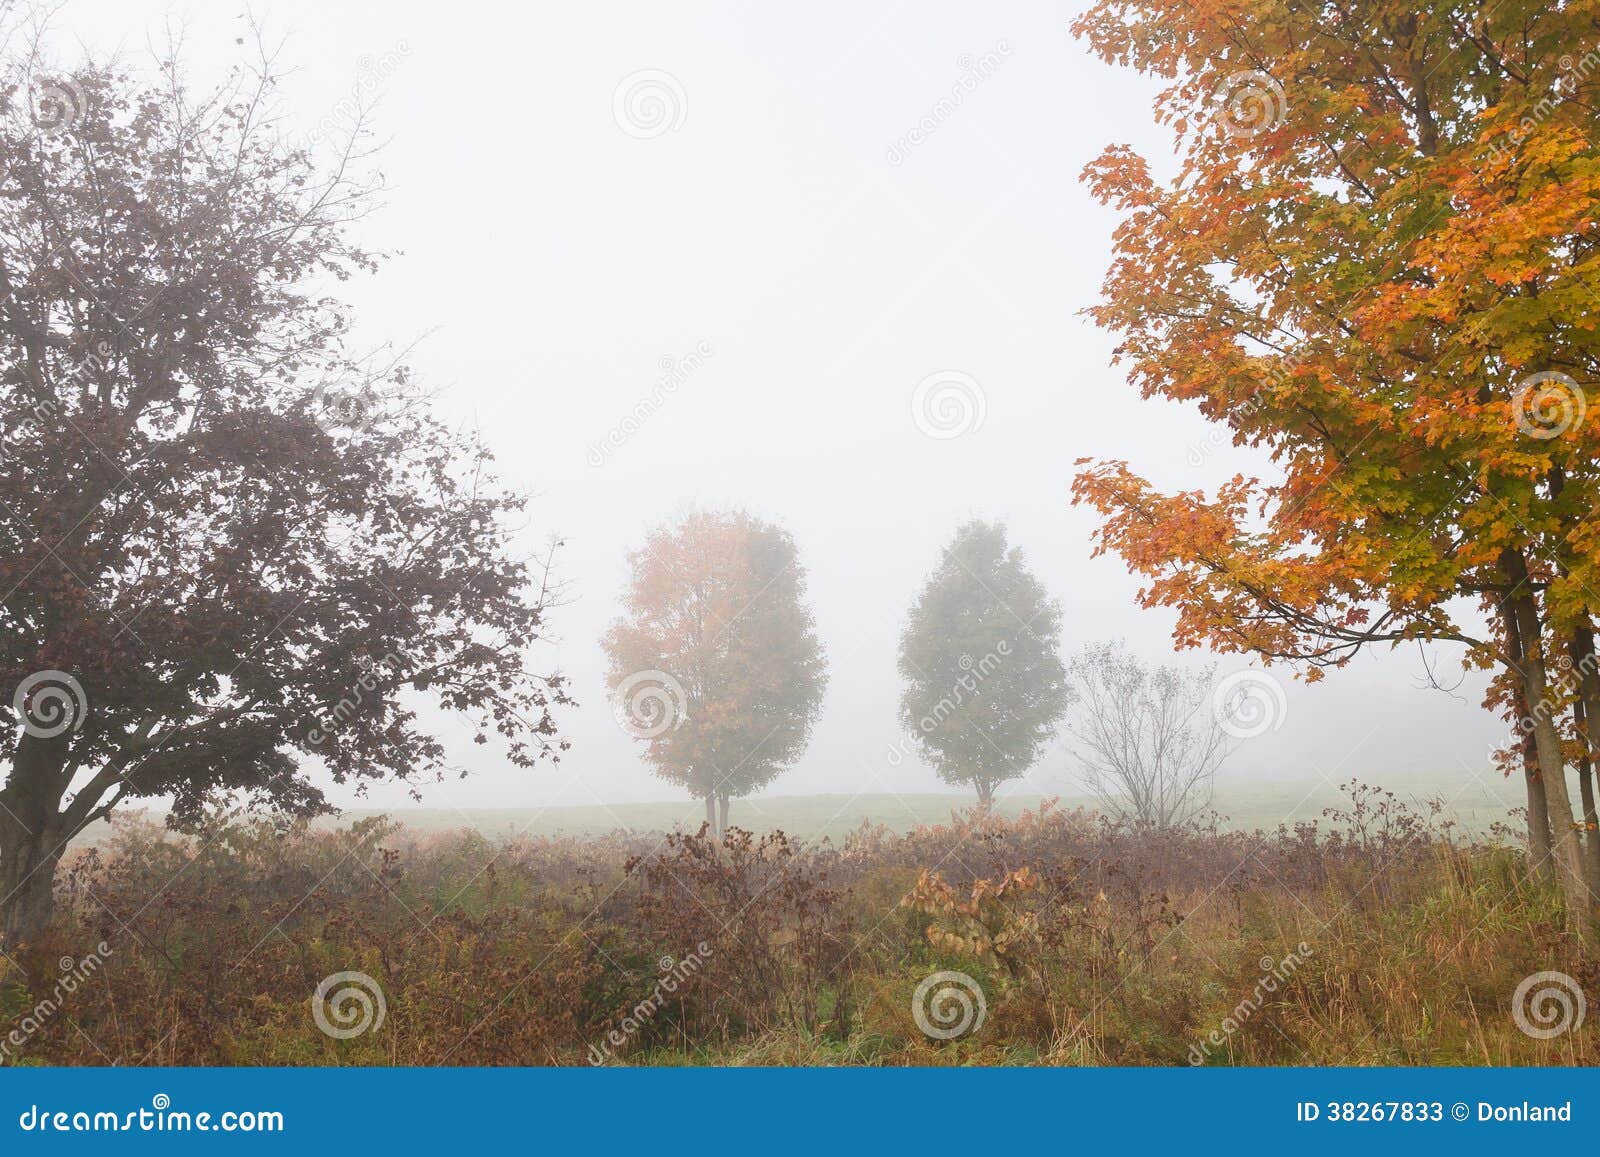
[335,766,1525,844]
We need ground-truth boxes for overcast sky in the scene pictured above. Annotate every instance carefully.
[45,1,1509,819]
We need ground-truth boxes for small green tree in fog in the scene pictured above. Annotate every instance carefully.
[897,521,1069,805]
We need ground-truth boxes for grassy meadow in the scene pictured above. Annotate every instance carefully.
[6,773,1592,1068]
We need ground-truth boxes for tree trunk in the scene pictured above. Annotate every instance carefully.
[1522,721,1556,886]
[1570,628,1600,898]
[1506,608,1555,883]
[703,792,716,836]
[717,794,729,837]
[0,736,74,945]
[0,822,64,945]
[974,779,994,809]
[1574,707,1600,901]
[1504,555,1591,928]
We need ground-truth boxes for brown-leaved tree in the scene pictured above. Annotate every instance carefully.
[0,40,568,940]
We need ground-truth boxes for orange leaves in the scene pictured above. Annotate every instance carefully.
[603,510,828,801]
[1071,0,1600,658]
[1080,144,1158,211]
[901,866,1043,964]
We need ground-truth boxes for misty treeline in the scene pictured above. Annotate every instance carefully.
[601,509,1235,835]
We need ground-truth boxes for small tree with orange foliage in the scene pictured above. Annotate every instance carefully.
[603,511,827,834]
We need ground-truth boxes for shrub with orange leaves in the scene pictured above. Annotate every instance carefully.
[901,866,1045,971]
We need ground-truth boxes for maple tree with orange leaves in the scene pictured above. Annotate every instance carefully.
[603,511,827,835]
[1069,0,1600,922]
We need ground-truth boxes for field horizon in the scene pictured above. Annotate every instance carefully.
[295,765,1525,843]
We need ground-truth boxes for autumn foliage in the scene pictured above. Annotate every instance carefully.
[1070,0,1600,920]
[0,40,567,941]
[603,511,827,833]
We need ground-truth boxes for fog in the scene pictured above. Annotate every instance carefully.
[49,0,1505,816]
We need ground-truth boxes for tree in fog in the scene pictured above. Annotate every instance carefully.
[1070,0,1600,918]
[603,510,826,835]
[898,521,1069,806]
[0,38,569,940]
[1067,641,1230,829]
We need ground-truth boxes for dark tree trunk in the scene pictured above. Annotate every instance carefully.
[1575,709,1600,901]
[0,736,74,944]
[1522,722,1556,887]
[0,822,64,945]
[1505,592,1555,883]
[1503,554,1590,929]
[703,792,716,836]
[1571,628,1600,898]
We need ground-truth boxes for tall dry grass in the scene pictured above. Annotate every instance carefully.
[0,783,1591,1066]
